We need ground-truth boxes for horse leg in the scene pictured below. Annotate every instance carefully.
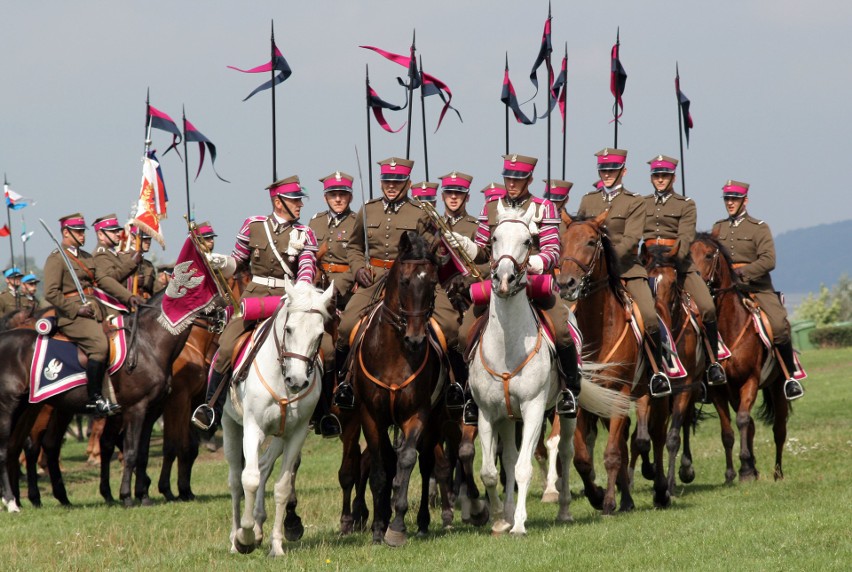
[650,399,671,508]
[117,409,145,508]
[679,396,697,484]
[176,427,200,501]
[633,394,654,483]
[498,421,519,532]
[541,415,561,503]
[337,413,361,535]
[234,419,264,553]
[269,433,309,557]
[87,417,105,465]
[415,435,439,538]
[222,409,246,553]
[736,381,759,481]
[98,416,121,504]
[361,412,391,544]
[667,390,689,495]
[458,423,488,526]
[573,412,604,510]
[510,399,546,535]
[556,416,576,523]
[602,415,628,515]
[158,433,178,502]
[283,457,304,543]
[431,439,453,529]
[713,393,736,484]
[23,435,42,508]
[134,415,157,506]
[254,437,286,548]
[477,413,506,534]
[384,415,426,547]
[41,410,74,506]
[615,419,636,513]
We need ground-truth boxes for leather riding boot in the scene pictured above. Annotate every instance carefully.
[462,397,478,426]
[555,342,580,418]
[314,368,342,438]
[332,346,355,410]
[704,320,727,386]
[191,370,226,431]
[86,360,121,417]
[445,349,467,410]
[776,341,804,401]
[648,331,672,398]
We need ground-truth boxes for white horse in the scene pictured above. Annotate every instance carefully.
[222,280,334,557]
[469,203,631,535]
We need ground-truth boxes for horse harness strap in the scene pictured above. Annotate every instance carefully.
[357,340,431,426]
[252,359,317,437]
[478,326,543,421]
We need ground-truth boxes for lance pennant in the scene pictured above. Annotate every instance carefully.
[228,41,292,101]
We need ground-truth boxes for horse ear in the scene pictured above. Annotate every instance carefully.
[593,210,608,227]
[496,198,506,218]
[710,227,720,239]
[320,281,335,309]
[283,278,294,299]
[398,230,414,253]
[561,210,572,226]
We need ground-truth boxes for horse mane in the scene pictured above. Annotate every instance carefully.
[694,232,741,286]
[569,214,623,292]
[285,281,332,321]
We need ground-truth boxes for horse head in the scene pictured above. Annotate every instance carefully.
[278,280,335,393]
[557,211,608,300]
[690,232,738,293]
[491,201,534,298]
[644,245,681,322]
[391,231,439,351]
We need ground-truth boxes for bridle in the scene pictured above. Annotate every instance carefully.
[490,218,532,297]
[273,307,325,379]
[560,222,606,299]
[381,258,435,335]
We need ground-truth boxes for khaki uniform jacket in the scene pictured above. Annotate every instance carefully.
[712,214,776,292]
[0,289,20,315]
[237,218,316,299]
[444,210,489,285]
[125,258,156,298]
[577,188,647,279]
[347,198,429,279]
[93,246,139,305]
[310,209,357,297]
[43,247,105,327]
[642,192,697,270]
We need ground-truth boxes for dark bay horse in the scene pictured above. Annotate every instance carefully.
[349,232,446,546]
[0,293,193,509]
[558,213,670,512]
[690,233,791,482]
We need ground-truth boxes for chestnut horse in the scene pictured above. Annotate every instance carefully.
[690,233,791,482]
[558,213,671,512]
[348,232,446,546]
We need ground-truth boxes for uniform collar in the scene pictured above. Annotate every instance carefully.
[729,211,748,227]
[270,213,295,233]
[602,184,623,203]
[444,208,467,226]
[505,193,531,209]
[65,246,78,257]
[382,198,406,214]
[655,191,673,205]
[327,208,350,227]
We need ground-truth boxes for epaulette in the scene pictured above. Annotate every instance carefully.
[245,215,269,224]
[311,210,328,220]
[366,197,383,205]
[95,246,108,253]
[684,196,693,202]
[623,191,639,197]
[583,190,601,197]
[714,218,727,225]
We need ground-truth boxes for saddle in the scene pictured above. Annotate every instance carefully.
[464,302,558,365]
[29,315,127,404]
[741,295,807,385]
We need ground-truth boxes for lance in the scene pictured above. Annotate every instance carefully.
[365,65,374,200]
[561,44,568,180]
[419,55,430,181]
[181,106,192,221]
[271,20,279,181]
[504,53,510,155]
[354,146,371,279]
[545,4,552,190]
[21,216,28,274]
[405,30,416,160]
[4,174,14,269]
[613,28,621,148]
[676,62,688,197]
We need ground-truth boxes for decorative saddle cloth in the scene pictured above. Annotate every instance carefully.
[29,315,127,403]
[680,296,732,360]
[742,298,807,383]
[627,313,687,379]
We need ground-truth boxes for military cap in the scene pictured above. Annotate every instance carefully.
[21,273,39,284]
[378,157,414,181]
[543,179,573,202]
[481,182,507,200]
[722,180,749,198]
[4,267,23,279]
[411,181,439,203]
[648,155,678,174]
[595,148,628,170]
[502,154,538,179]
[59,212,88,230]
[440,171,473,193]
[320,171,354,193]
[195,221,217,238]
[267,175,308,199]
[93,214,122,232]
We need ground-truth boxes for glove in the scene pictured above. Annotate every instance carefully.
[449,232,479,261]
[206,252,236,278]
[128,295,145,309]
[527,254,545,275]
[355,268,374,288]
[77,304,95,319]
[286,228,306,256]
[131,250,143,265]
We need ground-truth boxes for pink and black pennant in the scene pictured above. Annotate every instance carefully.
[527,6,553,104]
[502,58,536,125]
[610,34,627,119]
[183,117,229,183]
[228,40,292,102]
[368,85,405,133]
[148,104,182,156]
[675,68,693,147]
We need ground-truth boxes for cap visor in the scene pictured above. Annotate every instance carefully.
[380,174,410,181]
[501,170,532,179]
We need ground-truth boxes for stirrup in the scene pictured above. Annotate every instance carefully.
[445,382,465,410]
[191,404,215,431]
[649,372,672,398]
[555,390,578,418]
[332,383,355,410]
[783,378,804,401]
[318,414,343,439]
[706,362,727,386]
[462,399,478,426]
[699,381,711,405]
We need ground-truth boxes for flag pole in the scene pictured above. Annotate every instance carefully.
[505,53,510,155]
[270,20,278,181]
[419,55,430,181]
[4,174,14,269]
[545,3,552,190]
[182,106,192,221]
[676,63,687,197]
[561,44,568,180]
[21,216,28,274]
[365,65,374,200]
[405,30,416,160]
[613,28,620,148]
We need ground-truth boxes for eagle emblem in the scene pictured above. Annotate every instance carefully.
[44,358,62,381]
[165,261,205,299]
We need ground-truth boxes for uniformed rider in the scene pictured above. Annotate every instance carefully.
[576,148,671,397]
[0,267,23,315]
[712,180,804,401]
[642,156,726,387]
[191,176,319,431]
[20,274,47,311]
[127,226,157,299]
[452,154,581,420]
[544,179,573,235]
[42,213,121,416]
[91,214,144,315]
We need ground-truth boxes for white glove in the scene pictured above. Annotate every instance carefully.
[205,252,236,278]
[450,232,479,261]
[286,228,306,256]
[527,254,545,275]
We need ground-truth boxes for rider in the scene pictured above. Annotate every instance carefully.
[42,213,121,416]
[20,274,46,311]
[452,154,581,420]
[481,182,507,202]
[309,171,358,437]
[642,156,727,390]
[411,181,439,205]
[195,221,218,252]
[0,267,24,314]
[126,226,157,299]
[712,180,804,401]
[91,214,144,315]
[576,148,672,398]
[191,176,319,431]
[332,157,462,411]
[544,179,573,235]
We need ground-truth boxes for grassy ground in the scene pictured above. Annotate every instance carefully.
[4,348,851,571]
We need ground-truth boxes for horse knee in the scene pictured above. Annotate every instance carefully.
[666,430,681,452]
[514,462,533,485]
[397,448,417,472]
[735,412,750,431]
[481,466,498,488]
[242,468,261,492]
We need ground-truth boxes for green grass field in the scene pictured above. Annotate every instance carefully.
[4,348,851,571]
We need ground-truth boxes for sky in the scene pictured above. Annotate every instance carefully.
[2,0,851,269]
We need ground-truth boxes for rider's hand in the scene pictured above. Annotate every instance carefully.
[449,232,478,260]
[206,252,228,269]
[77,304,95,319]
[131,250,143,265]
[355,268,374,288]
[128,295,145,309]
[527,254,545,275]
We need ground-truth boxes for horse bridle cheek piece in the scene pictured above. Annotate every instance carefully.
[490,219,532,298]
[560,234,603,299]
[382,259,435,334]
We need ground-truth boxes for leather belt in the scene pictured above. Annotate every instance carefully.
[252,275,289,288]
[322,262,350,273]
[733,262,748,269]
[369,258,394,269]
[64,287,94,298]
[645,238,677,247]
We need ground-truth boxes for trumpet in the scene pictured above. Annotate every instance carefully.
[415,199,482,280]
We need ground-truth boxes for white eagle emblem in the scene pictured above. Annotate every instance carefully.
[165,261,205,299]
[44,359,62,381]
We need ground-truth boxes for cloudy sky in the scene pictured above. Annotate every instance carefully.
[2,0,850,267]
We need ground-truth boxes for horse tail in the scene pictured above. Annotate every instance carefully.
[756,386,775,426]
[577,363,632,418]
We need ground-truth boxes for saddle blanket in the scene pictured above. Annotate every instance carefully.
[682,301,732,360]
[629,316,687,379]
[29,315,127,403]
[205,316,271,390]
[750,311,807,380]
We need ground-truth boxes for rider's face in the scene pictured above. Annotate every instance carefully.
[442,190,467,213]
[724,196,747,217]
[325,191,352,215]
[381,179,409,202]
[503,176,530,199]
[651,172,675,192]
[598,167,625,188]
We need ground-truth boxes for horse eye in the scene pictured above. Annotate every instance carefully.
[491,236,498,244]
[587,240,596,247]
[524,239,532,247]
[705,254,713,260]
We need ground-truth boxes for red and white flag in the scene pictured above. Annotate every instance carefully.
[158,234,219,334]
[129,150,168,247]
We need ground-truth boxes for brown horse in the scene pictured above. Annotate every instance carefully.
[690,233,790,482]
[348,232,446,545]
[558,213,670,512]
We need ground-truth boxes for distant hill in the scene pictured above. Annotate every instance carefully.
[773,220,852,294]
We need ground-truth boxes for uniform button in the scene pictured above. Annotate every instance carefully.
[385,234,389,238]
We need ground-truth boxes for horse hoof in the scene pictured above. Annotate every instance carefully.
[654,493,671,509]
[140,496,154,507]
[122,497,136,508]
[491,519,511,535]
[267,545,285,558]
[739,472,757,483]
[284,521,304,542]
[339,517,354,536]
[541,491,559,503]
[384,529,407,547]
[586,488,605,511]
[509,527,526,536]
[469,503,490,527]
[416,529,430,538]
[641,461,656,481]
[4,499,21,513]
[774,467,784,481]
[179,492,196,502]
[442,509,454,528]
[234,530,256,554]
[556,512,574,524]
[679,466,696,484]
